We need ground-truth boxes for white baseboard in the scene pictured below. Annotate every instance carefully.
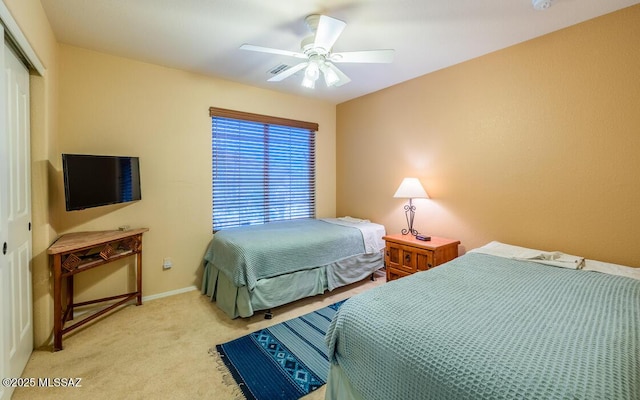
[70,286,198,319]
[142,285,198,302]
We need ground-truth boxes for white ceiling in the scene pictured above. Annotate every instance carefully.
[40,0,639,104]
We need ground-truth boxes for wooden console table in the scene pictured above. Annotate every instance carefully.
[48,228,149,351]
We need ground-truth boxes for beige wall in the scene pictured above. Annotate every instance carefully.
[4,0,60,348]
[337,5,640,267]
[50,44,336,334]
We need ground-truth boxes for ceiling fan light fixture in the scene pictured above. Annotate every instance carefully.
[241,14,395,90]
[304,61,320,81]
[321,63,340,87]
[302,59,323,88]
[301,76,316,89]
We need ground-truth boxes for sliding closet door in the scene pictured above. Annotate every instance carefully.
[0,26,10,400]
[0,30,32,400]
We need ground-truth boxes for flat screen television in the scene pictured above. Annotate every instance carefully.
[62,154,142,211]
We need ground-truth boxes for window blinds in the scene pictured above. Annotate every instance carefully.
[211,115,316,231]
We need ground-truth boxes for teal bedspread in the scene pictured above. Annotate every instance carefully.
[326,253,640,400]
[204,219,365,291]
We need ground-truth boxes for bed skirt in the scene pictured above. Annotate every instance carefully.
[326,363,366,400]
[201,252,383,318]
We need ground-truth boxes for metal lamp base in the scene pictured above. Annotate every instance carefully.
[401,199,419,236]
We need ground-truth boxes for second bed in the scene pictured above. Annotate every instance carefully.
[201,217,385,318]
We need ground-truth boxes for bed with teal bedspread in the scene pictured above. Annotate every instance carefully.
[202,218,385,318]
[326,252,640,400]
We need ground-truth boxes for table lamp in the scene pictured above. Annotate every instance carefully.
[393,177,428,236]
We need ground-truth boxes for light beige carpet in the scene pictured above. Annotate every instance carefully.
[13,270,385,400]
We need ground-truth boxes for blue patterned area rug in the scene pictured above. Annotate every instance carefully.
[214,299,347,400]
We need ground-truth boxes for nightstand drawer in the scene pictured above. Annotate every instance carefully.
[387,267,412,281]
[383,234,460,282]
[385,244,433,274]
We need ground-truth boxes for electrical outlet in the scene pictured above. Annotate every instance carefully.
[163,257,173,270]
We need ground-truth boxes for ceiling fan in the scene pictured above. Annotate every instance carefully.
[240,14,395,89]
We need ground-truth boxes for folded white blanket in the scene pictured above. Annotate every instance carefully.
[514,252,585,269]
[470,241,585,269]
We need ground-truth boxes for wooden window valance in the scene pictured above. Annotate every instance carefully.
[209,107,319,132]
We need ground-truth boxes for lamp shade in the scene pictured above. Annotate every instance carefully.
[393,177,428,199]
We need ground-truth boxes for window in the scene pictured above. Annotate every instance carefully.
[210,107,319,231]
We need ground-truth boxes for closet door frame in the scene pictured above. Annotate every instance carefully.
[0,4,45,400]
[0,24,10,400]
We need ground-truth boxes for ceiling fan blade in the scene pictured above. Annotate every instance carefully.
[331,49,395,64]
[325,62,351,87]
[240,44,307,59]
[267,62,308,82]
[313,15,346,52]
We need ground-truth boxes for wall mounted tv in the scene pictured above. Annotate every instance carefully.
[62,154,142,211]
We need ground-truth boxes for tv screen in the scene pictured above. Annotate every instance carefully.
[62,154,142,211]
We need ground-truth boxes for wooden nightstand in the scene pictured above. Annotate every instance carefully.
[383,234,460,281]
